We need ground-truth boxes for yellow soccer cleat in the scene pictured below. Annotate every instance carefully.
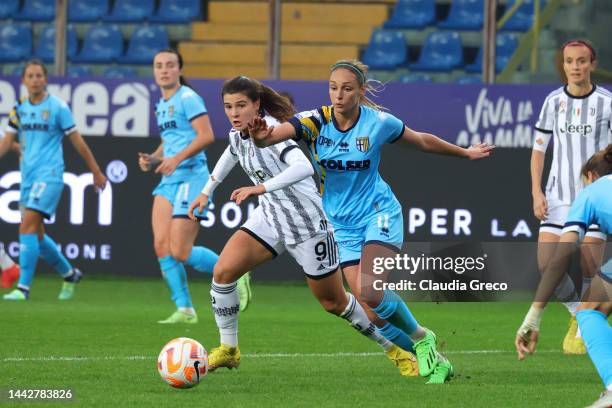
[563,316,586,355]
[208,344,241,372]
[385,345,419,377]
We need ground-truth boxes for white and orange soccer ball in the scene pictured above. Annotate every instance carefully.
[157,337,208,388]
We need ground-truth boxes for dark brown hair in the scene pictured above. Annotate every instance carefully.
[556,39,597,84]
[22,59,48,78]
[221,76,295,122]
[581,144,612,179]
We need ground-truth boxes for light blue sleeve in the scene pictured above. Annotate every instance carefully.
[181,90,207,121]
[564,189,594,235]
[57,100,76,133]
[378,111,405,144]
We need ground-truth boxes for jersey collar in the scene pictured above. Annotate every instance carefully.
[331,105,362,133]
[564,84,597,99]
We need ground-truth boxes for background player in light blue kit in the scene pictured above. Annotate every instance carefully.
[516,145,612,407]
[0,60,107,301]
[139,49,238,324]
[249,59,494,383]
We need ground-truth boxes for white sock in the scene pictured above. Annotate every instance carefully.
[211,279,239,347]
[178,307,196,315]
[555,274,579,303]
[0,248,15,270]
[409,326,428,342]
[340,293,393,351]
[607,383,612,392]
[563,301,579,316]
[576,326,582,339]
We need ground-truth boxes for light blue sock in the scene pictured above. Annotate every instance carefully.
[372,290,419,336]
[39,234,72,277]
[577,309,612,388]
[159,256,193,308]
[185,246,218,274]
[378,322,415,352]
[17,234,40,290]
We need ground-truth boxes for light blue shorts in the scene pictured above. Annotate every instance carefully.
[153,175,211,219]
[20,180,64,219]
[334,207,404,268]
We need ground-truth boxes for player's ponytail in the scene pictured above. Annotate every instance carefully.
[581,144,612,179]
[221,76,295,122]
[331,59,386,111]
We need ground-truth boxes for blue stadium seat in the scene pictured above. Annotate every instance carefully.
[13,0,55,21]
[438,0,484,30]
[383,0,435,29]
[465,33,519,73]
[72,24,123,63]
[119,26,169,64]
[410,32,463,72]
[150,0,202,23]
[0,0,19,20]
[104,0,155,23]
[0,24,32,62]
[456,75,482,84]
[69,0,109,22]
[500,0,546,32]
[103,66,138,78]
[35,24,78,63]
[362,30,408,70]
[398,73,433,83]
[10,64,25,76]
[67,65,92,78]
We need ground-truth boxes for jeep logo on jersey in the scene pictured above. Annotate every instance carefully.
[356,137,370,152]
[318,135,335,147]
[559,122,593,136]
[318,159,370,171]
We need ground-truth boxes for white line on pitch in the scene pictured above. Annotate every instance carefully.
[2,350,560,363]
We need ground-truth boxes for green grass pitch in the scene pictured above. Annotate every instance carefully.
[0,275,604,407]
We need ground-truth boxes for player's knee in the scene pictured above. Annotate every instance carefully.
[153,239,170,258]
[212,262,238,284]
[170,246,189,263]
[318,297,345,315]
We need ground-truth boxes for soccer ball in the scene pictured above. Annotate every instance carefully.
[157,337,208,388]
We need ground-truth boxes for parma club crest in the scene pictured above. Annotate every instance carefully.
[41,110,49,121]
[356,136,370,153]
[168,105,175,117]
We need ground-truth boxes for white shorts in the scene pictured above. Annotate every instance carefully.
[240,206,339,279]
[540,200,607,240]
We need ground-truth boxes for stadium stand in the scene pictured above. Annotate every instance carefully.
[362,29,408,70]
[35,24,78,63]
[409,31,464,72]
[0,23,32,62]
[72,24,123,63]
[150,0,202,24]
[383,0,436,29]
[437,0,484,31]
[68,0,109,23]
[118,25,170,64]
[103,0,155,23]
[13,0,54,22]
[0,0,19,20]
[465,33,519,74]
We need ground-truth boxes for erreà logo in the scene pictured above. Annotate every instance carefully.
[0,167,121,225]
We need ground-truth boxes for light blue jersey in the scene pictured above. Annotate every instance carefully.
[565,175,612,279]
[565,175,612,237]
[155,85,209,184]
[7,94,75,185]
[289,105,404,229]
[289,105,405,264]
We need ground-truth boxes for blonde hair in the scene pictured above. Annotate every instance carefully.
[330,59,386,111]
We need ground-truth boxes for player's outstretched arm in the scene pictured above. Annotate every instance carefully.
[248,117,296,147]
[399,126,495,160]
[156,114,215,176]
[68,131,107,191]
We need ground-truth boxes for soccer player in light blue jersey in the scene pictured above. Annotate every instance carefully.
[516,145,612,407]
[138,49,227,324]
[249,59,494,384]
[0,60,107,301]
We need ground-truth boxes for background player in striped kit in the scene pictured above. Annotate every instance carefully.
[249,59,494,383]
[530,40,611,354]
[0,60,107,300]
[188,76,419,377]
[139,49,223,324]
[517,145,612,408]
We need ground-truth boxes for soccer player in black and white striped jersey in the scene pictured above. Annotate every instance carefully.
[531,40,611,354]
[188,76,418,376]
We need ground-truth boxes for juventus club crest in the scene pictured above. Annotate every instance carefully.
[356,136,370,153]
